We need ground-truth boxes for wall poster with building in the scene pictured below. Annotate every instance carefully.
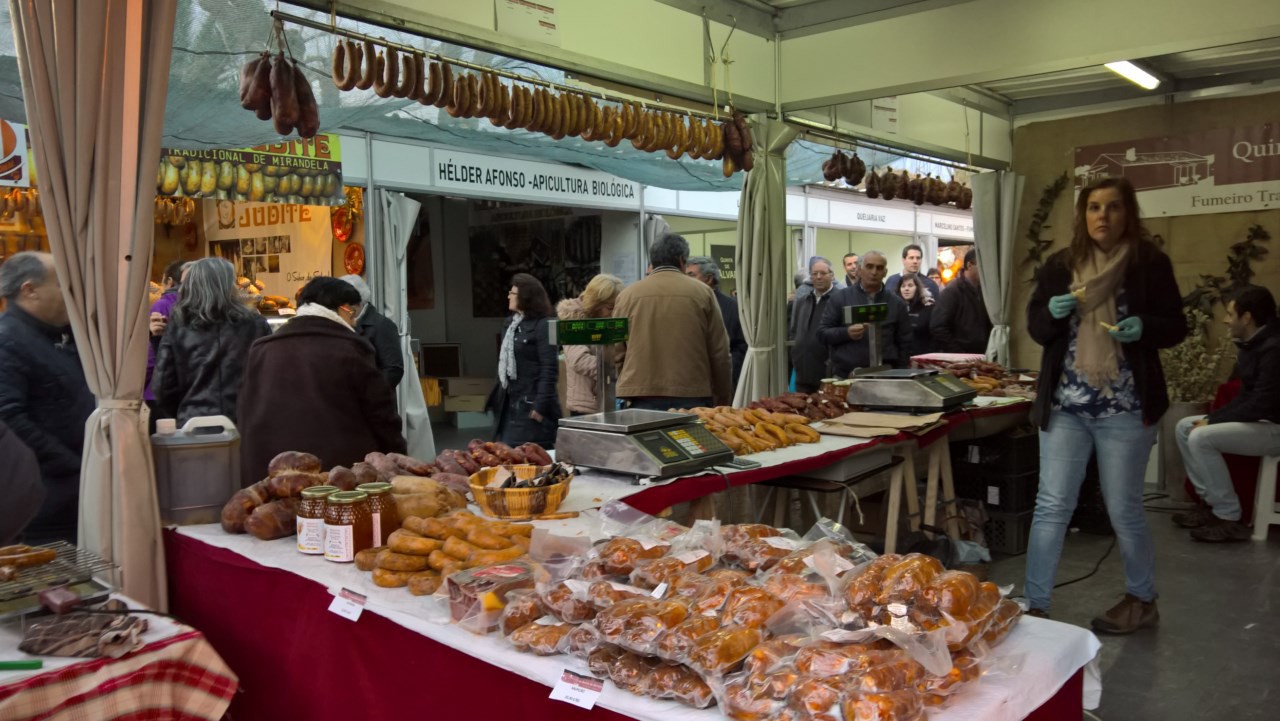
[1075,123,1280,217]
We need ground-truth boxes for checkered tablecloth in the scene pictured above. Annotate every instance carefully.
[0,601,237,721]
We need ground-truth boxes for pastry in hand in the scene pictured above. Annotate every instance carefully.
[1099,321,1119,332]
[1071,286,1087,302]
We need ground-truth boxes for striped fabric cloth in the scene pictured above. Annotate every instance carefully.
[0,631,237,721]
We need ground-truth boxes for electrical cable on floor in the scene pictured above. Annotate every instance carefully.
[1084,710,1105,721]
[1054,535,1116,589]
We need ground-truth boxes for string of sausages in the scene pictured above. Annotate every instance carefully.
[329,37,756,176]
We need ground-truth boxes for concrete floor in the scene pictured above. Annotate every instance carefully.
[430,422,1280,720]
[988,506,1280,721]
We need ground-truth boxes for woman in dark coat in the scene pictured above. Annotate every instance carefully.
[487,273,561,447]
[152,258,271,426]
[341,274,404,390]
[1023,177,1186,632]
[896,272,935,358]
[237,277,406,483]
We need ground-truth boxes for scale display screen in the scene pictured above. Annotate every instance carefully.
[554,317,629,345]
[922,373,972,396]
[633,424,723,464]
[842,303,889,325]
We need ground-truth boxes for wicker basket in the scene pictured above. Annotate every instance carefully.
[469,465,572,519]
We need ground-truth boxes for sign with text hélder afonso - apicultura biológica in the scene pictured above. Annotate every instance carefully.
[157,134,343,206]
[1075,123,1280,218]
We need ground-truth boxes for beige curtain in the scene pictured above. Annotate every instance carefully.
[733,117,798,407]
[11,0,177,608]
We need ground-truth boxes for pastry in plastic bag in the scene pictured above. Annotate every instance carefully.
[743,635,806,678]
[789,676,844,719]
[670,571,750,615]
[842,554,901,611]
[565,623,604,658]
[587,644,624,678]
[686,625,762,676]
[773,540,864,576]
[609,650,663,694]
[648,663,715,708]
[579,559,615,581]
[596,598,691,655]
[630,551,714,589]
[721,673,786,721]
[588,580,649,610]
[793,641,880,678]
[876,554,944,605]
[841,690,926,721]
[499,589,550,636]
[509,620,572,655]
[541,581,597,623]
[655,614,722,661]
[763,573,832,604]
[596,536,669,575]
[980,597,1022,648]
[723,587,786,629]
[849,656,926,694]
[920,650,981,706]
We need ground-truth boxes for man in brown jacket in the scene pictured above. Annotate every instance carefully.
[615,234,733,410]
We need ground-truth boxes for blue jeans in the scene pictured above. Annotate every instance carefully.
[1176,414,1280,522]
[1024,410,1157,611]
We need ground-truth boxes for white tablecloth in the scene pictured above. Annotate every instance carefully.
[175,524,1102,719]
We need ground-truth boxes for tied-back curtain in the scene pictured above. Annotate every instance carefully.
[971,171,1025,366]
[733,117,799,407]
[374,189,435,460]
[10,0,177,608]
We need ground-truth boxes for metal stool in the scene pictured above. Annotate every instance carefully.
[757,459,903,531]
[1251,455,1280,541]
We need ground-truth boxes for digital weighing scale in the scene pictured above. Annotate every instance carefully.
[556,409,735,478]
[843,368,977,413]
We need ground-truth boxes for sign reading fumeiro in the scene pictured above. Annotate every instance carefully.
[157,134,344,206]
[1074,124,1280,218]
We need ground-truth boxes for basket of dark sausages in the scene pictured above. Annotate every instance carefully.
[468,462,576,520]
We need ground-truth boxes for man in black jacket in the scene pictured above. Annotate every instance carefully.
[686,257,746,390]
[930,248,992,354]
[0,252,95,544]
[789,257,839,393]
[1173,285,1280,542]
[819,251,911,376]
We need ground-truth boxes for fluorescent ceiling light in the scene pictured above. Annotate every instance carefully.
[1105,61,1161,90]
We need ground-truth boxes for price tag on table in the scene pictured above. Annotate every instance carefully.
[549,669,604,710]
[328,587,367,622]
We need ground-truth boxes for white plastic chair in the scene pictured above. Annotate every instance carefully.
[1252,456,1280,541]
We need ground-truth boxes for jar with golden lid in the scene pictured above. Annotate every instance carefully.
[356,482,399,547]
[324,490,371,563]
[296,485,339,555]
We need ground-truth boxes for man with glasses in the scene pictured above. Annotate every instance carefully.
[819,250,912,376]
[789,257,839,393]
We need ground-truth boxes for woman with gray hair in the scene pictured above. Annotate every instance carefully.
[152,258,271,425]
[339,275,404,389]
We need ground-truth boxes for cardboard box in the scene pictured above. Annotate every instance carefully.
[445,395,487,413]
[444,377,494,397]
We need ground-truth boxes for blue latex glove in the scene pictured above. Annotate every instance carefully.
[1047,293,1077,320]
[1110,316,1143,343]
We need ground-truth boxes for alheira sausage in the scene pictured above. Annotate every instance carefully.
[434,63,454,108]
[393,52,416,99]
[421,60,441,105]
[374,46,399,98]
[331,41,353,91]
[357,40,377,90]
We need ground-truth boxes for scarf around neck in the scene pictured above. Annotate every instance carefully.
[498,313,523,388]
[294,303,354,331]
[1070,243,1131,388]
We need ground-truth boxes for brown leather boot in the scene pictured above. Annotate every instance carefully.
[1091,594,1158,635]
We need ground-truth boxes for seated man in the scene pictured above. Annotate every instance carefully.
[1174,285,1280,542]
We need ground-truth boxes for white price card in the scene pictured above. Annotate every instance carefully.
[549,669,604,710]
[327,587,367,622]
[651,582,669,598]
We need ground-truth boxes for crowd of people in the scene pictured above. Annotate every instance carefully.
[2,176,1277,642]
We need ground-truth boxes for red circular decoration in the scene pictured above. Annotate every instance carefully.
[344,243,365,275]
[332,207,353,242]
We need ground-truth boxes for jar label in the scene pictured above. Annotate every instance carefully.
[325,523,355,562]
[297,517,325,555]
[371,511,382,548]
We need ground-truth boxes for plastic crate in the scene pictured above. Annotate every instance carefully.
[985,509,1034,556]
[954,468,1039,513]
[950,429,1039,477]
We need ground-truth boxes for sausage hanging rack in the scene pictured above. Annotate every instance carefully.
[269,9,729,124]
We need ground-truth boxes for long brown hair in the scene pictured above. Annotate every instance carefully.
[510,273,553,319]
[1069,176,1145,269]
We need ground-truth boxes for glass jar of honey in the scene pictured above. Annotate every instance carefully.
[324,490,372,563]
[356,482,399,547]
[296,485,339,555]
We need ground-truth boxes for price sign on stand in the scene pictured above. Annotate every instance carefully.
[549,669,604,710]
[327,587,367,622]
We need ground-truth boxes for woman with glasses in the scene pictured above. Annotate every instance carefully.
[487,273,561,447]
[152,257,270,426]
[237,276,405,483]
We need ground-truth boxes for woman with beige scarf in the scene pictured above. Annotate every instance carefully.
[1023,177,1187,633]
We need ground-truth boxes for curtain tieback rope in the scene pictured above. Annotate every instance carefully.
[98,399,143,410]
[747,346,775,353]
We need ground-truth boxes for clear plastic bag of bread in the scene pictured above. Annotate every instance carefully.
[534,557,598,624]
[607,649,664,695]
[498,589,550,637]
[594,597,691,656]
[592,499,688,548]
[647,662,716,708]
[759,540,856,609]
[508,618,573,655]
[668,568,752,615]
[918,648,982,707]
[713,662,790,721]
[684,624,763,677]
[918,570,1004,650]
[586,579,650,610]
[654,612,722,662]
[590,535,671,576]
[842,688,926,721]
[876,553,945,606]
[842,553,903,617]
[629,519,724,589]
[586,643,624,678]
[720,523,805,571]
[772,520,878,577]
[564,622,604,658]
[722,586,787,630]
